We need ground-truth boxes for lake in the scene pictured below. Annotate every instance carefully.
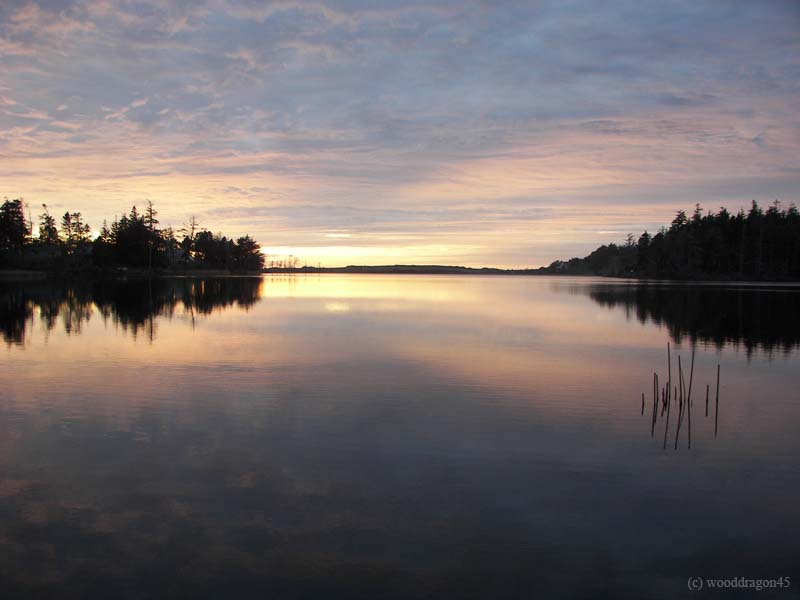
[1,275,798,599]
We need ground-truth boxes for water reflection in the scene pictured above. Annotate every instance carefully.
[1,275,799,598]
[6,276,799,357]
[560,281,800,355]
[0,277,263,344]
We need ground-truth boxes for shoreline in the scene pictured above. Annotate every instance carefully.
[3,266,799,284]
[262,265,800,282]
[0,268,263,282]
[264,265,542,276]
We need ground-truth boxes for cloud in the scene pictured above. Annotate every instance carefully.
[0,0,798,266]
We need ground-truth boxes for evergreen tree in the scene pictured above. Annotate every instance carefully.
[60,211,90,250]
[0,198,30,254]
[38,204,59,244]
[546,201,800,280]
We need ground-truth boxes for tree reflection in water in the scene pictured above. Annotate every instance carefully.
[558,281,800,356]
[0,277,263,344]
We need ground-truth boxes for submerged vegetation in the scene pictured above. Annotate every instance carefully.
[542,202,800,280]
[0,199,264,272]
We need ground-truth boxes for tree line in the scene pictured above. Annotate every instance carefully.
[542,201,800,280]
[0,198,265,272]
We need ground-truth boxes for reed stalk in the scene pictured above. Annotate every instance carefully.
[686,350,694,449]
[675,356,684,450]
[715,364,720,437]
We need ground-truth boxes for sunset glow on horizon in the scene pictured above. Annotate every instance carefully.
[2,1,799,267]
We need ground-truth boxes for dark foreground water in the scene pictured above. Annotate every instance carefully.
[1,275,798,599]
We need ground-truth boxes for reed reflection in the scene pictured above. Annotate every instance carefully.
[0,277,263,344]
[561,282,800,355]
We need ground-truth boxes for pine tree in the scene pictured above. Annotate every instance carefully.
[38,204,59,244]
[0,198,29,253]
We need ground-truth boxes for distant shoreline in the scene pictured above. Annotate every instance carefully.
[263,265,544,275]
[3,265,798,283]
[262,265,800,282]
[1,265,540,282]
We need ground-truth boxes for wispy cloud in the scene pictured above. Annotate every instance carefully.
[1,0,798,266]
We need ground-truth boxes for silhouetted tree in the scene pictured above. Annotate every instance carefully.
[38,204,59,244]
[60,211,91,250]
[0,195,265,272]
[232,235,265,271]
[179,216,199,262]
[192,230,234,268]
[0,199,30,261]
[545,201,800,280]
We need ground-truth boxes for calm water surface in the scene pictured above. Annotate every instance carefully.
[1,275,799,599]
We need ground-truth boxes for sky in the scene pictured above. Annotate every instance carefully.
[1,0,799,267]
